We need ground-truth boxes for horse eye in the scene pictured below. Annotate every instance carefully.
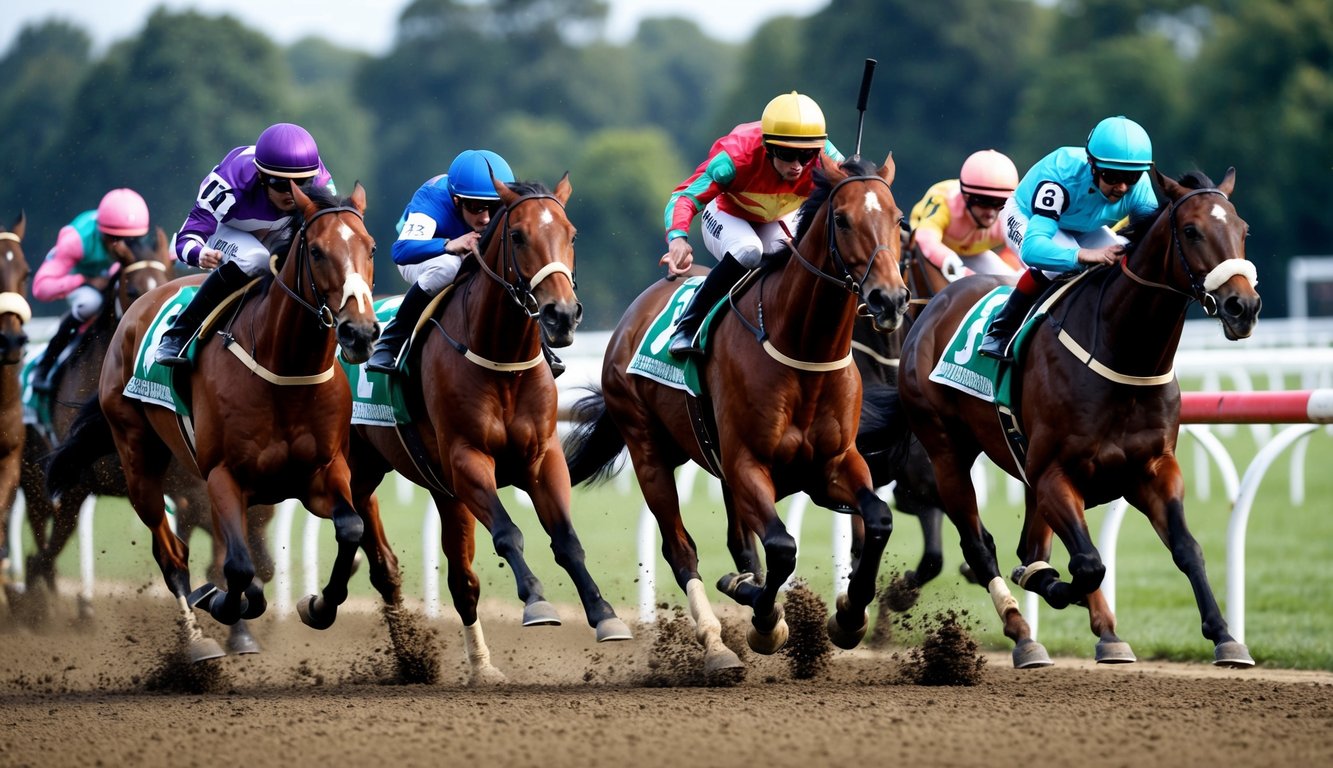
[1183,224,1202,242]
[510,231,527,247]
[833,212,850,230]
[310,246,325,261]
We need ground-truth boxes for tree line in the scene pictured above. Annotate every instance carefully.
[1,0,1327,327]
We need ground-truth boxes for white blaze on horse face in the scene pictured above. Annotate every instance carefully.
[338,222,356,243]
[1210,203,1228,223]
[539,208,554,227]
[863,191,883,213]
[339,272,374,314]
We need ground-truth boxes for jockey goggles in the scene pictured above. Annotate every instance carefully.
[965,194,1007,210]
[457,197,501,216]
[1096,167,1144,187]
[262,175,312,193]
[767,145,819,164]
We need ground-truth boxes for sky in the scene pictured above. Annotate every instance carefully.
[1,0,831,56]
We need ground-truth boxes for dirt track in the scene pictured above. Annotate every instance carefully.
[1,589,1330,768]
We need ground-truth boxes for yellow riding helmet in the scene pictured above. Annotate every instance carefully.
[761,91,827,149]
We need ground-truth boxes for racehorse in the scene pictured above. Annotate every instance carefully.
[0,213,31,596]
[18,229,273,653]
[899,168,1261,668]
[564,155,910,677]
[47,183,386,662]
[347,175,630,684]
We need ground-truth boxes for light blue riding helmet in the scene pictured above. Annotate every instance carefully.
[1085,116,1153,171]
[446,149,515,200]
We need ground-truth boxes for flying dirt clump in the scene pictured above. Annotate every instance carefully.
[899,609,986,686]
[782,580,832,679]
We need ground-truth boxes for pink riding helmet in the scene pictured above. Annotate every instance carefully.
[96,188,150,237]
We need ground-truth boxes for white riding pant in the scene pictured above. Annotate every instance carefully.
[1001,197,1123,278]
[699,199,796,269]
[67,285,103,322]
[208,223,285,277]
[399,253,463,295]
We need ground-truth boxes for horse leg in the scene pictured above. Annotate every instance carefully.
[523,443,631,641]
[296,465,363,630]
[931,452,1050,668]
[894,445,947,589]
[627,435,742,676]
[196,468,258,626]
[1028,473,1107,603]
[1015,509,1134,663]
[1128,463,1253,667]
[433,492,505,685]
[722,485,764,582]
[450,448,558,626]
[715,469,794,655]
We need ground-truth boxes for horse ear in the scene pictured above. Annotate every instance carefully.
[879,152,896,187]
[291,180,319,218]
[493,174,518,206]
[1153,167,1185,201]
[155,227,170,260]
[1217,167,1236,197]
[11,211,25,241]
[554,172,572,206]
[348,181,368,213]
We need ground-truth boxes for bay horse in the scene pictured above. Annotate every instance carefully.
[47,184,386,662]
[18,229,273,653]
[348,175,630,684]
[564,155,910,677]
[899,168,1261,668]
[0,213,31,597]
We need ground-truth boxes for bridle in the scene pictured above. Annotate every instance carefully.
[272,204,367,329]
[786,174,899,306]
[474,193,576,317]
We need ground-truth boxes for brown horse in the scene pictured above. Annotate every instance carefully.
[18,229,273,652]
[564,155,909,677]
[899,169,1261,668]
[47,184,386,662]
[0,213,31,596]
[348,176,630,684]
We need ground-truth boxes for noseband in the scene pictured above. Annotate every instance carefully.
[475,194,576,317]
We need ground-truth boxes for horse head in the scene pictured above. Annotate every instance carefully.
[0,212,31,364]
[1153,168,1261,340]
[289,182,379,363]
[109,226,173,317]
[485,174,581,347]
[815,155,910,334]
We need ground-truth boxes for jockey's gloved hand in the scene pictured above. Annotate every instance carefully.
[940,253,967,282]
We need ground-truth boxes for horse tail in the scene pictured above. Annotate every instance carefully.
[857,382,913,487]
[561,387,626,486]
[45,395,115,500]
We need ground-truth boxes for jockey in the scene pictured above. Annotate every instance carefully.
[365,149,564,377]
[155,122,336,367]
[909,149,1022,282]
[660,91,845,358]
[978,115,1160,361]
[30,188,150,392]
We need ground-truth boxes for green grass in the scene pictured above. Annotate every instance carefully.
[26,425,1333,670]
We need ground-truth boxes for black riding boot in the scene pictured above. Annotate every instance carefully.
[668,254,748,358]
[541,341,566,379]
[978,287,1039,361]
[155,261,252,367]
[32,312,84,393]
[366,283,435,375]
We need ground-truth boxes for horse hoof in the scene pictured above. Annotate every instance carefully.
[297,595,336,630]
[595,617,633,642]
[1012,638,1054,669]
[227,631,262,656]
[468,664,508,686]
[522,600,561,626]
[826,593,869,650]
[747,605,789,655]
[1213,640,1255,668]
[189,637,227,664]
[1095,640,1136,664]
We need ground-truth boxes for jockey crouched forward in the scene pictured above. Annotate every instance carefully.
[366,149,565,378]
[909,149,1022,282]
[31,188,149,391]
[155,122,336,367]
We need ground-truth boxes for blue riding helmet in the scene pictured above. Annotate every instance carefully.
[1085,116,1153,172]
[255,122,322,179]
[447,149,515,200]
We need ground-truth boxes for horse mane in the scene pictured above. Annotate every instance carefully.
[762,156,882,268]
[1119,170,1217,253]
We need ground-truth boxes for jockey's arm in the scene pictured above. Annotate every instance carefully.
[32,225,88,302]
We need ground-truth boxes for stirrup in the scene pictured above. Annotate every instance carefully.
[154,340,191,367]
[978,335,1009,361]
[365,349,402,376]
[668,330,703,359]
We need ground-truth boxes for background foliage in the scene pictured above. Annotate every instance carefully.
[1,0,1329,326]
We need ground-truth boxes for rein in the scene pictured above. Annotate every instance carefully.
[746,174,895,372]
[436,193,573,372]
[270,204,367,329]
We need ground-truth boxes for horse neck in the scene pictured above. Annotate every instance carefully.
[250,252,337,374]
[1077,220,1191,374]
[456,248,541,360]
[762,225,859,361]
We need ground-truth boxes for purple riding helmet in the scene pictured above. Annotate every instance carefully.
[254,123,322,179]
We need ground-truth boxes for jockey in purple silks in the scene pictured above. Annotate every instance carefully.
[155,122,336,367]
